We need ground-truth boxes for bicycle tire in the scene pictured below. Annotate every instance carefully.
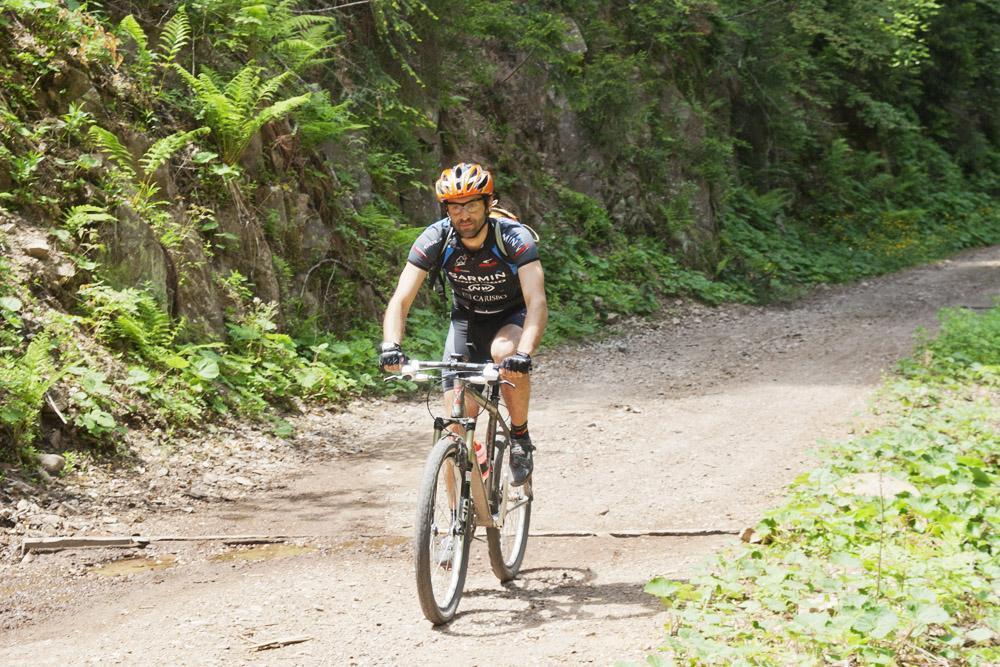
[414,435,473,625]
[486,435,532,582]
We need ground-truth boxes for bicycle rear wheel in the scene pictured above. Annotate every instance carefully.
[487,436,532,582]
[414,435,473,624]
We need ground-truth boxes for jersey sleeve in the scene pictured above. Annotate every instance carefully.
[407,220,448,271]
[499,220,539,267]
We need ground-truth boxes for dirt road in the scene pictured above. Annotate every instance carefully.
[2,246,999,665]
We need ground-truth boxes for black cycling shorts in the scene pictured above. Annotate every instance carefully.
[442,304,526,390]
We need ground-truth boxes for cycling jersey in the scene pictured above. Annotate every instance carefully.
[407,217,539,315]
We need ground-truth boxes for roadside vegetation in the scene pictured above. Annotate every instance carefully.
[0,0,997,463]
[640,303,1000,665]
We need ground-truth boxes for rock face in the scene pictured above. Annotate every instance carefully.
[172,232,226,336]
[99,205,173,309]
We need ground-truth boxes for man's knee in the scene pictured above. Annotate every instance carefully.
[491,324,522,363]
[491,338,516,363]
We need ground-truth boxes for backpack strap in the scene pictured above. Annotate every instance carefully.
[427,223,455,298]
[489,211,540,260]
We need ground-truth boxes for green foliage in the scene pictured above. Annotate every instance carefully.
[118,15,152,75]
[117,8,191,94]
[88,127,135,176]
[540,185,739,341]
[369,0,436,81]
[159,8,191,67]
[140,128,210,175]
[174,62,311,164]
[643,304,1000,665]
[186,0,341,70]
[903,304,1000,380]
[297,90,366,149]
[717,178,1000,301]
[85,124,209,249]
[0,334,62,456]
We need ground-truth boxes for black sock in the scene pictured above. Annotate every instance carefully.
[511,422,529,439]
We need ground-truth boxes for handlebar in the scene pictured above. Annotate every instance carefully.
[385,359,503,385]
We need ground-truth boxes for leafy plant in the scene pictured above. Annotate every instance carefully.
[641,304,1000,665]
[0,334,63,456]
[174,62,311,164]
[87,124,209,247]
[118,7,190,82]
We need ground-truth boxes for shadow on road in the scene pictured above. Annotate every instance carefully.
[439,566,662,636]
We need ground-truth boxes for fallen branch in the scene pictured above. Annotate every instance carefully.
[44,392,67,425]
[251,636,312,652]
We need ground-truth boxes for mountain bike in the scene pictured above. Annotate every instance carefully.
[387,359,533,625]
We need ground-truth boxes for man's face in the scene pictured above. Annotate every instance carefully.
[445,195,488,238]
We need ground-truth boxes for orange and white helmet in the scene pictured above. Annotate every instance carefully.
[434,162,494,202]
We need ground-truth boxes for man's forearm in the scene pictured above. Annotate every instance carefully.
[382,298,408,344]
[517,302,548,355]
[382,263,427,345]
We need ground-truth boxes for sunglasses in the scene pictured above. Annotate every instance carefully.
[444,198,486,215]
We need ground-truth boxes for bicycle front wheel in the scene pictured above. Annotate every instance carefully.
[414,435,473,625]
[487,436,532,582]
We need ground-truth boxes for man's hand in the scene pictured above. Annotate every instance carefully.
[500,352,532,377]
[379,342,406,372]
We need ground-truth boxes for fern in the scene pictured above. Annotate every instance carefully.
[139,127,209,176]
[274,11,341,70]
[176,62,312,164]
[88,126,136,177]
[172,63,216,98]
[64,204,116,235]
[158,7,190,66]
[0,334,62,451]
[298,92,366,147]
[119,14,152,74]
[279,12,335,33]
[112,301,174,361]
[250,92,311,136]
[79,283,176,365]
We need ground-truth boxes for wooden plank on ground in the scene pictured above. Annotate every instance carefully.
[21,536,147,554]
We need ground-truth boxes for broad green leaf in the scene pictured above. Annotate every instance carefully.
[645,576,680,599]
[191,357,220,380]
[124,368,152,385]
[0,296,22,312]
[964,627,994,643]
[193,150,218,164]
[870,609,899,639]
[163,354,189,369]
[793,611,830,634]
[915,604,951,625]
[955,455,985,467]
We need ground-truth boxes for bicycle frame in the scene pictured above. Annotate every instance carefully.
[434,377,511,529]
[396,360,521,530]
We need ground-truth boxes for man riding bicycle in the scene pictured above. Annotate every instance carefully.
[380,162,548,486]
